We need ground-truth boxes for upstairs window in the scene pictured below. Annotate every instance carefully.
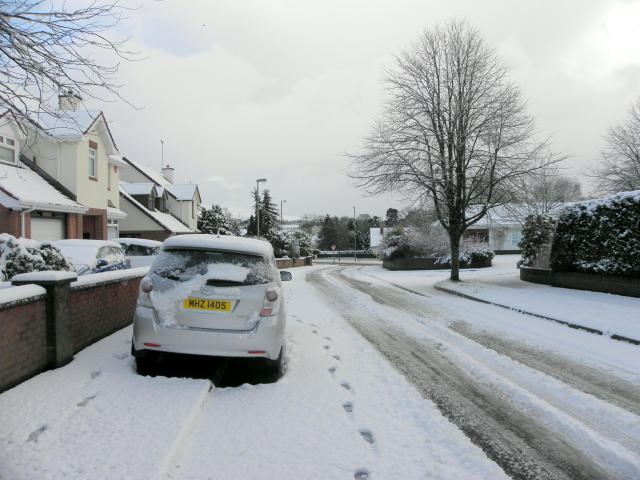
[0,135,17,165]
[88,147,97,178]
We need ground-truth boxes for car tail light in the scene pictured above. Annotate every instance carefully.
[260,287,280,316]
[138,277,154,307]
[141,277,154,293]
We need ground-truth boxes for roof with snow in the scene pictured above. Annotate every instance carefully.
[120,158,199,201]
[165,184,198,201]
[0,166,88,213]
[34,110,118,154]
[120,182,157,196]
[36,110,100,137]
[119,188,193,234]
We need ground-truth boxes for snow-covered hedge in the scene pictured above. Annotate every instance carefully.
[269,230,313,258]
[517,215,556,268]
[550,191,640,277]
[0,234,74,281]
[380,227,494,263]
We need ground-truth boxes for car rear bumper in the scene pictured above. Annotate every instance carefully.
[132,305,284,359]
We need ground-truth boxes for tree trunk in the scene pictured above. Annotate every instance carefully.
[450,234,461,281]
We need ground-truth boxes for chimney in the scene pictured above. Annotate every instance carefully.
[58,90,82,111]
[162,165,174,183]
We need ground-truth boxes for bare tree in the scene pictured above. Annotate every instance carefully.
[347,19,563,280]
[501,164,582,224]
[0,0,138,135]
[586,96,640,195]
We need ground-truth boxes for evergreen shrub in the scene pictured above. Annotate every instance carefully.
[517,215,556,268]
[0,234,74,281]
[550,191,640,277]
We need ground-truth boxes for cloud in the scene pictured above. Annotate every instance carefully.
[206,176,243,190]
[93,0,640,216]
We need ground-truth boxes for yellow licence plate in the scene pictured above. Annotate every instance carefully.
[183,298,232,312]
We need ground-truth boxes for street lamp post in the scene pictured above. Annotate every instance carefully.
[281,199,286,228]
[256,178,267,237]
[353,206,358,261]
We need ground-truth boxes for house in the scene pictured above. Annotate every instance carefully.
[0,92,127,241]
[370,207,525,255]
[370,227,385,250]
[118,158,201,240]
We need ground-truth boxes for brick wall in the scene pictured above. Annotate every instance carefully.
[70,275,142,353]
[2,270,145,393]
[0,288,48,393]
[275,257,312,268]
[0,204,22,238]
[67,213,81,239]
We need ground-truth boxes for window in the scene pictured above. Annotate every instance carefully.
[511,231,522,246]
[88,147,97,177]
[0,135,17,165]
[152,249,274,285]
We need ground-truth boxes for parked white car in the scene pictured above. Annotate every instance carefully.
[131,234,291,373]
[114,238,162,268]
[55,240,131,276]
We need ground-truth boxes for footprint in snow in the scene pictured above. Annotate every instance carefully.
[90,370,101,379]
[332,355,340,361]
[340,382,351,391]
[26,425,47,443]
[77,395,96,407]
[114,352,128,360]
[354,469,370,479]
[343,401,353,413]
[359,429,375,445]
[328,367,337,375]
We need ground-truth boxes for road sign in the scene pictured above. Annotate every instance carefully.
[331,245,336,251]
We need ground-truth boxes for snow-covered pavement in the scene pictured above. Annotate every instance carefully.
[370,255,640,343]
[0,256,638,479]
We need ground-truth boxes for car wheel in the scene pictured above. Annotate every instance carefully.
[262,346,283,375]
[132,344,159,374]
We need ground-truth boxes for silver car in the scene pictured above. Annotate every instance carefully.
[131,234,291,373]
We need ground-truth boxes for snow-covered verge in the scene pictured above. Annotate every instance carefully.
[366,255,640,342]
[0,266,508,480]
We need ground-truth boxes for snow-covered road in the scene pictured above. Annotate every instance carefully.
[309,265,640,479]
[1,258,639,480]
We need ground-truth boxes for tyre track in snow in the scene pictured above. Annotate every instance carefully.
[307,267,635,480]
[349,269,640,418]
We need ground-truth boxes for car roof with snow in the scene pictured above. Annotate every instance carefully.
[56,240,123,249]
[114,238,162,248]
[162,234,274,256]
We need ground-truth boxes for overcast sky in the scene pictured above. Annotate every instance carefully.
[91,0,640,220]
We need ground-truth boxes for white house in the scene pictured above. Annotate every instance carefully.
[118,158,201,240]
[0,92,127,240]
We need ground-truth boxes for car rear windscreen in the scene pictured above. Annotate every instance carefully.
[151,249,275,285]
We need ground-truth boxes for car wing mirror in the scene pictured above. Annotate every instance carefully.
[97,259,109,267]
[279,271,292,282]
